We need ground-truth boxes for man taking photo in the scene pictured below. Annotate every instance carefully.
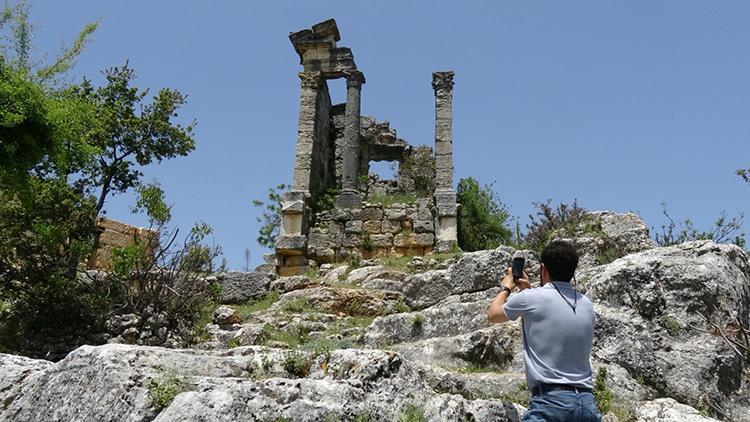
[488,240,600,422]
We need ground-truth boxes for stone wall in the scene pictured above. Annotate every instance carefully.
[87,218,157,270]
[306,198,436,265]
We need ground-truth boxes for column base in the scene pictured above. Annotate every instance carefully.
[335,191,362,209]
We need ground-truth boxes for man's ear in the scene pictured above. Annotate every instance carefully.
[540,263,548,285]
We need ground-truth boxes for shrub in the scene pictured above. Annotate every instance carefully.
[593,367,613,415]
[456,177,512,251]
[524,199,599,253]
[398,145,436,197]
[398,404,427,422]
[283,350,312,377]
[652,204,745,248]
[148,373,187,412]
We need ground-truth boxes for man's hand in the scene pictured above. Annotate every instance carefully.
[501,267,531,291]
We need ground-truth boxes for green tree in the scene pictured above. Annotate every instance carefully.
[456,177,512,251]
[0,3,199,356]
[252,183,287,249]
[68,63,196,215]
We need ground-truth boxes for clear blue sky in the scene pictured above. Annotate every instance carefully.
[31,1,750,268]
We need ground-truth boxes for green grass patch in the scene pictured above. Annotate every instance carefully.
[380,256,413,271]
[235,291,281,320]
[148,373,188,412]
[281,297,313,313]
[454,364,506,375]
[398,404,427,422]
[283,350,313,377]
[498,382,530,407]
[263,324,310,347]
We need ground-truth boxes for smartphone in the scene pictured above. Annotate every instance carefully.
[512,254,525,281]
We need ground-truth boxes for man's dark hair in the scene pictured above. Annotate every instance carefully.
[540,240,579,282]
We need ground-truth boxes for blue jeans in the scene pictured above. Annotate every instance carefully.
[522,390,601,422]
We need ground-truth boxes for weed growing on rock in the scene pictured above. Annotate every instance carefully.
[362,230,375,252]
[662,316,681,336]
[283,350,312,377]
[227,337,239,348]
[393,299,411,313]
[148,373,188,412]
[398,404,427,422]
[304,266,318,280]
[411,313,424,327]
[593,367,613,414]
[498,382,530,407]
[354,413,372,422]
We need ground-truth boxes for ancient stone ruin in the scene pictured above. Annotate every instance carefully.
[275,19,458,276]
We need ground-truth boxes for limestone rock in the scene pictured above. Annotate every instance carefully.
[583,241,750,421]
[401,248,524,309]
[215,272,271,304]
[363,290,500,346]
[272,287,404,317]
[270,275,314,293]
[344,265,384,284]
[0,344,519,421]
[212,306,241,326]
[391,326,517,370]
[634,398,719,422]
[0,354,52,411]
[593,210,654,253]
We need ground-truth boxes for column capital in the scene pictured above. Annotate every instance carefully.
[298,71,323,89]
[345,70,366,88]
[432,71,455,93]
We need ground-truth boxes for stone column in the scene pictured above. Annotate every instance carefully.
[336,70,366,208]
[276,71,321,275]
[291,71,323,192]
[433,71,454,191]
[432,71,458,252]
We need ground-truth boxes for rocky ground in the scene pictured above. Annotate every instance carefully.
[1,213,749,421]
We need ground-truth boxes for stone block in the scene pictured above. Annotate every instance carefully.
[281,200,304,214]
[363,220,381,234]
[393,233,415,248]
[335,192,362,209]
[345,220,363,234]
[413,220,434,233]
[97,218,131,233]
[307,232,333,257]
[382,220,401,234]
[370,233,394,248]
[216,272,271,304]
[437,203,457,217]
[434,191,456,205]
[418,207,432,220]
[342,234,361,248]
[331,207,352,221]
[275,235,307,254]
[278,266,307,277]
[284,255,308,267]
[414,233,435,247]
[98,230,133,248]
[385,208,407,221]
[360,207,384,221]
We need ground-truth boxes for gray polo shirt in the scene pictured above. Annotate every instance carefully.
[503,281,595,390]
